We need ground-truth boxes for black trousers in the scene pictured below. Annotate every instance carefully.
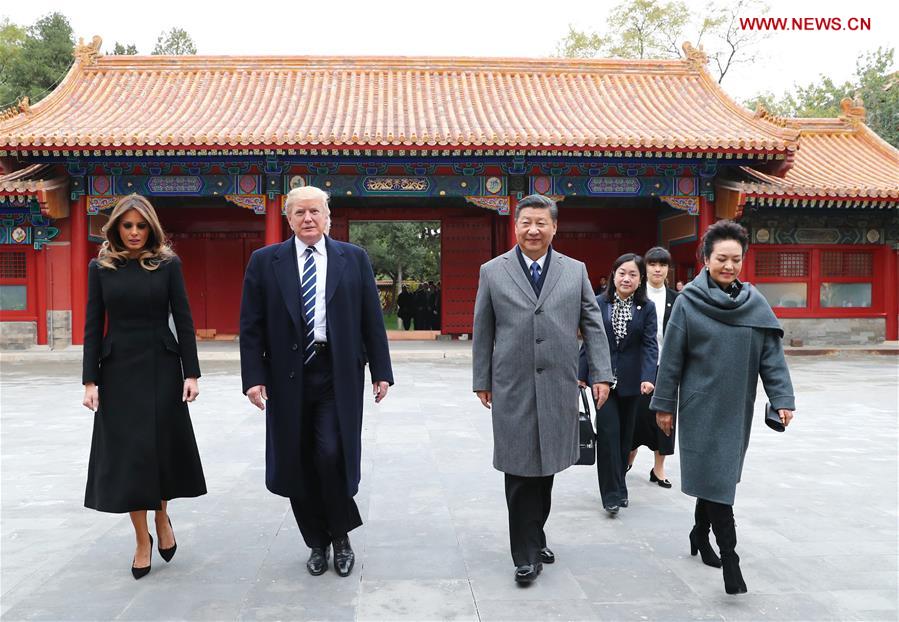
[289,351,362,549]
[400,316,412,330]
[504,473,553,566]
[595,389,640,507]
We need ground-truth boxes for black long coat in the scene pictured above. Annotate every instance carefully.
[82,256,206,513]
[239,236,394,498]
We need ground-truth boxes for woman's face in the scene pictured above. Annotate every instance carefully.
[118,209,150,254]
[646,261,669,288]
[614,260,641,298]
[705,239,743,287]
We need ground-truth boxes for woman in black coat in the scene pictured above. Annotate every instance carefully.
[579,253,658,515]
[628,246,678,487]
[81,194,206,580]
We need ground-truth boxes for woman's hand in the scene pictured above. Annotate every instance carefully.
[656,412,673,436]
[82,383,99,412]
[183,378,199,403]
[779,409,794,427]
[640,381,655,395]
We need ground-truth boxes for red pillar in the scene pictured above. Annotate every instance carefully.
[264,195,282,247]
[695,196,717,274]
[71,195,87,345]
[35,249,47,345]
[507,195,518,251]
[884,245,898,341]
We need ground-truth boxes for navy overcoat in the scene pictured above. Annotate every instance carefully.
[239,236,393,498]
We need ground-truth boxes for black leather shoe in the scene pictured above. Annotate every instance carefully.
[620,499,629,508]
[514,562,542,585]
[604,504,619,516]
[306,546,330,576]
[538,547,555,564]
[650,469,672,488]
[131,534,153,580]
[333,536,355,577]
[158,516,177,563]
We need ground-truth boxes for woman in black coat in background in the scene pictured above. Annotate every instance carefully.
[81,194,206,579]
[579,253,658,515]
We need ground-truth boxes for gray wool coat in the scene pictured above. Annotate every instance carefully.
[472,248,613,477]
[650,271,796,505]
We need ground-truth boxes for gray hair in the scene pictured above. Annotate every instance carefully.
[515,194,558,222]
[284,185,330,215]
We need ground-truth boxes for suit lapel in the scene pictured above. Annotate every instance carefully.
[501,249,538,305]
[324,236,346,305]
[663,288,676,330]
[536,251,563,308]
[273,238,302,333]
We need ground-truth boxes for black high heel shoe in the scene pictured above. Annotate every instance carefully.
[689,526,722,567]
[132,534,153,580]
[158,517,177,563]
[649,469,672,488]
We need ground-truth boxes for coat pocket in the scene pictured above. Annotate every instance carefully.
[161,333,181,355]
[679,391,703,411]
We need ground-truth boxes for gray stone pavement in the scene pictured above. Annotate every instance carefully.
[1,355,896,621]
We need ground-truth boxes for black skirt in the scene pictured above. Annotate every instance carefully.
[631,392,675,455]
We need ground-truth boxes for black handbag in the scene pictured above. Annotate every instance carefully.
[576,386,597,465]
[764,402,786,432]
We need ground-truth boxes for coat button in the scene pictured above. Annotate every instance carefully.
[291,343,298,351]
[536,368,544,373]
[289,371,295,379]
[536,338,544,344]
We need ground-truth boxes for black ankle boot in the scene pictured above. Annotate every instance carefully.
[721,553,748,594]
[689,526,722,568]
[706,499,748,594]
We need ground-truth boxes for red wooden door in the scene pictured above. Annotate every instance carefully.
[171,237,208,331]
[441,214,493,335]
[205,238,247,334]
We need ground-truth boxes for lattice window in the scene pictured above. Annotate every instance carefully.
[0,252,27,279]
[821,251,873,278]
[754,251,809,277]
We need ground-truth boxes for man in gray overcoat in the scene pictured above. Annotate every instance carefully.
[472,194,613,585]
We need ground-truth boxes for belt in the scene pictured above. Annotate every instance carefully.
[312,342,329,354]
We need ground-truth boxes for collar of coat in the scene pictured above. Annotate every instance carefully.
[678,270,784,336]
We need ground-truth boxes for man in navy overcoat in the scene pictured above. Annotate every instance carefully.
[240,185,393,577]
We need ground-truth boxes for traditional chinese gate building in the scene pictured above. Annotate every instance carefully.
[0,38,896,347]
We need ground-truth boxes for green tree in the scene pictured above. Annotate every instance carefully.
[0,19,27,107]
[112,42,138,55]
[152,28,197,55]
[1,12,74,108]
[349,222,441,311]
[744,48,897,147]
[554,0,767,83]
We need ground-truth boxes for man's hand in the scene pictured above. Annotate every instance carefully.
[656,412,673,436]
[373,381,389,403]
[82,383,98,412]
[779,409,794,427]
[182,378,199,403]
[476,391,492,409]
[247,385,268,410]
[640,381,654,395]
[592,382,610,408]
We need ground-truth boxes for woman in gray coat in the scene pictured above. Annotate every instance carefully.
[651,220,795,595]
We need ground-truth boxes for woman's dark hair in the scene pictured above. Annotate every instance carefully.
[603,253,647,305]
[700,220,749,260]
[644,246,671,265]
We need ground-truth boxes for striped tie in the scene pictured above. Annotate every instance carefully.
[301,247,316,365]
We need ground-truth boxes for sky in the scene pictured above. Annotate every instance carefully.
[3,0,898,103]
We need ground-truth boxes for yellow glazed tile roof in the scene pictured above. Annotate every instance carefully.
[0,47,798,153]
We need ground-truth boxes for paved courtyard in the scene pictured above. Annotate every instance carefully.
[1,352,896,621]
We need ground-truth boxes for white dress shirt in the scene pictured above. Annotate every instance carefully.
[295,235,328,343]
[646,284,667,362]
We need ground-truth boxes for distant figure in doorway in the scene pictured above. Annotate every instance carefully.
[431,281,442,331]
[652,220,795,595]
[594,275,609,295]
[675,280,685,292]
[397,285,414,330]
[81,193,206,580]
[413,283,431,330]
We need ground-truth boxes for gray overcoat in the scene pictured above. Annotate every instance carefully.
[650,272,796,505]
[472,248,613,477]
